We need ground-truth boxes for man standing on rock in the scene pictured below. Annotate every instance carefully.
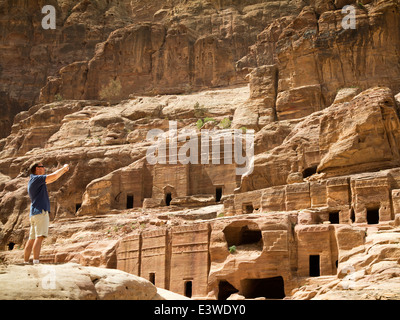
[24,162,70,264]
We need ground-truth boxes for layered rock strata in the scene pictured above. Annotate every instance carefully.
[1,0,400,300]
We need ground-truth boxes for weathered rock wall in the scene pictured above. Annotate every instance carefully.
[238,0,400,121]
[0,0,135,138]
[113,212,400,299]
[1,0,400,301]
[1,0,306,138]
[239,87,400,192]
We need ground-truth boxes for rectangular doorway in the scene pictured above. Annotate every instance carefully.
[309,255,320,277]
[127,194,134,209]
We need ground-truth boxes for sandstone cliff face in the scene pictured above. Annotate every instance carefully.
[38,0,306,103]
[0,0,136,138]
[240,86,400,192]
[238,0,400,120]
[4,1,399,137]
[291,228,400,300]
[1,0,306,138]
[1,0,400,301]
[2,85,400,299]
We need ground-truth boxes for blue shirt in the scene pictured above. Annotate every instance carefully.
[28,174,50,216]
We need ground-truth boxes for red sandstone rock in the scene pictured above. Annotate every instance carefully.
[1,0,400,301]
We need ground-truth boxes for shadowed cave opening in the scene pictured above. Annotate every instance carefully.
[218,280,239,300]
[302,165,317,178]
[223,223,263,249]
[240,276,285,299]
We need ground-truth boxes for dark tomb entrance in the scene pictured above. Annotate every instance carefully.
[149,272,155,285]
[127,194,134,209]
[309,255,320,277]
[184,281,192,298]
[367,208,379,224]
[223,223,262,249]
[303,165,317,178]
[329,211,339,224]
[216,187,223,202]
[218,280,239,300]
[165,193,172,206]
[240,276,285,299]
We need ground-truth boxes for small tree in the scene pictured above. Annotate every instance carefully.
[196,119,204,129]
[218,117,231,129]
[229,245,237,254]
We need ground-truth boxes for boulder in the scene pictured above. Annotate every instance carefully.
[0,263,157,300]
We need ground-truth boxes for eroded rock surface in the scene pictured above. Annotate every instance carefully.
[0,262,188,300]
[1,0,400,300]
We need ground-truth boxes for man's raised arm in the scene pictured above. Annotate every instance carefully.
[46,164,70,184]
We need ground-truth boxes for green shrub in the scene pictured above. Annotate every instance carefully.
[218,118,231,129]
[196,119,204,129]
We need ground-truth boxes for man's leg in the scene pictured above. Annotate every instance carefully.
[24,239,35,263]
[31,211,49,264]
[33,236,44,263]
[24,218,36,263]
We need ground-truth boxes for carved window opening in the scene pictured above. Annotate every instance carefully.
[309,255,320,277]
[367,208,379,224]
[240,276,285,299]
[127,194,134,209]
[218,280,238,300]
[149,272,155,285]
[75,203,81,213]
[329,211,339,224]
[242,203,254,214]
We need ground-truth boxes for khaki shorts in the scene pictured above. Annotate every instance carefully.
[29,210,49,239]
